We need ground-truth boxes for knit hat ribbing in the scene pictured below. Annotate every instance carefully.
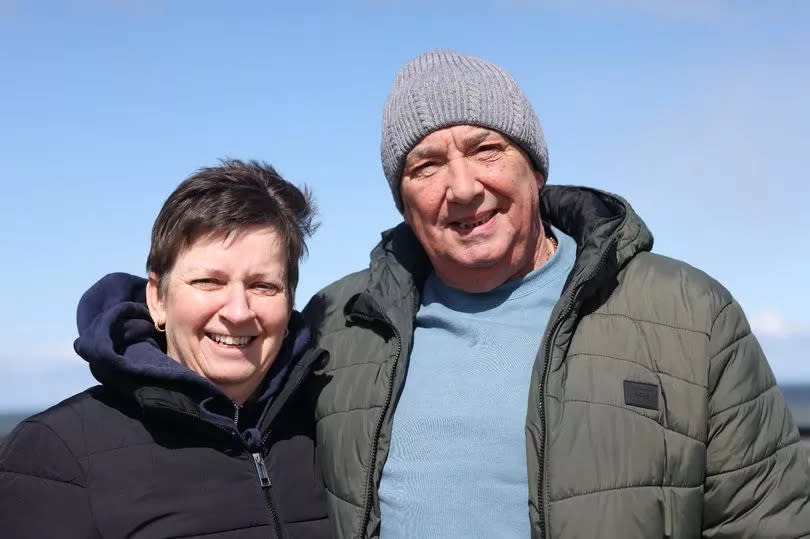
[381,50,549,212]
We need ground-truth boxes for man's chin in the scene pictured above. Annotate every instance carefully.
[434,261,511,293]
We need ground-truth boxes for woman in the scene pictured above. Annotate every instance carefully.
[0,160,330,538]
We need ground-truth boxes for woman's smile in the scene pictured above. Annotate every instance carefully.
[205,333,257,348]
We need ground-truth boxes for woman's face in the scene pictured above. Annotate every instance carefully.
[146,225,291,404]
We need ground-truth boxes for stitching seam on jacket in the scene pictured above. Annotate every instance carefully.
[20,419,88,486]
[588,312,709,336]
[708,330,754,366]
[83,440,160,458]
[706,300,738,401]
[709,300,734,336]
[325,486,362,509]
[316,404,384,420]
[550,483,702,503]
[709,382,778,418]
[0,469,85,488]
[324,360,387,374]
[563,399,705,444]
[567,353,709,390]
[72,401,104,539]
[285,515,331,524]
[706,440,800,478]
[172,523,275,538]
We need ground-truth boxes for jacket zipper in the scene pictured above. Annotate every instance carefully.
[252,451,284,538]
[252,349,326,539]
[253,452,272,487]
[232,400,284,539]
[536,238,616,538]
[357,302,406,539]
[253,356,321,539]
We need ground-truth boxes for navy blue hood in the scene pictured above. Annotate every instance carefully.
[74,272,314,441]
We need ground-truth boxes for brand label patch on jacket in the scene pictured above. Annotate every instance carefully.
[623,380,659,410]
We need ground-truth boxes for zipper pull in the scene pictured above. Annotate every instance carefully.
[233,403,241,429]
[252,452,271,487]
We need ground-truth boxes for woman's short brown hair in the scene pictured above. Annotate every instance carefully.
[146,159,317,302]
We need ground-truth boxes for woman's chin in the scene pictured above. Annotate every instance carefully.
[204,368,262,400]
[187,338,282,396]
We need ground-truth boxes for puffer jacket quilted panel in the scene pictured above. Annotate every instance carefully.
[527,248,810,538]
[313,323,396,530]
[534,253,715,537]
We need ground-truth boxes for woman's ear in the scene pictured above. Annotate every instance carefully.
[146,272,166,328]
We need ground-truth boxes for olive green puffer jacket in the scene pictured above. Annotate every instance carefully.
[303,186,810,538]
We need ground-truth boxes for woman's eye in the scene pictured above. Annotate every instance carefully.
[191,278,221,289]
[253,282,283,295]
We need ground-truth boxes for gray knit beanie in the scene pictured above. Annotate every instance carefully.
[381,49,549,212]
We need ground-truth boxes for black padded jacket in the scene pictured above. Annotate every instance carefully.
[0,273,331,538]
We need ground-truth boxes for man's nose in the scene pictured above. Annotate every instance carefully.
[445,158,484,203]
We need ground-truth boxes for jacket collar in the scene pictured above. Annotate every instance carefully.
[134,343,324,448]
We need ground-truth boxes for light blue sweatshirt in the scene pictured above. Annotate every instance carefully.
[379,226,577,538]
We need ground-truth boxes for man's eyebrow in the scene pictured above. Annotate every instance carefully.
[405,145,445,163]
[460,128,497,148]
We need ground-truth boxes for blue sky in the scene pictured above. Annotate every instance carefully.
[1,0,808,411]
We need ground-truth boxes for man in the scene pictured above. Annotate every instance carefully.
[304,50,810,538]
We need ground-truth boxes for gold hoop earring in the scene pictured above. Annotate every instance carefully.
[155,321,166,333]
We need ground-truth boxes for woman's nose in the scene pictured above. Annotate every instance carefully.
[219,286,254,324]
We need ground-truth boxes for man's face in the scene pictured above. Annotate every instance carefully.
[400,124,546,293]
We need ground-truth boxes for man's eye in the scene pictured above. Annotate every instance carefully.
[474,144,501,158]
[411,162,438,177]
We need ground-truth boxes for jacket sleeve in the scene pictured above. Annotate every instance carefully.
[0,420,99,538]
[702,297,810,538]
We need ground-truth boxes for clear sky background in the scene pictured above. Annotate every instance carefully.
[1,0,808,412]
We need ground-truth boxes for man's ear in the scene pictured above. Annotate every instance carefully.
[402,202,413,227]
[146,272,166,327]
[400,181,416,227]
[534,169,546,191]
